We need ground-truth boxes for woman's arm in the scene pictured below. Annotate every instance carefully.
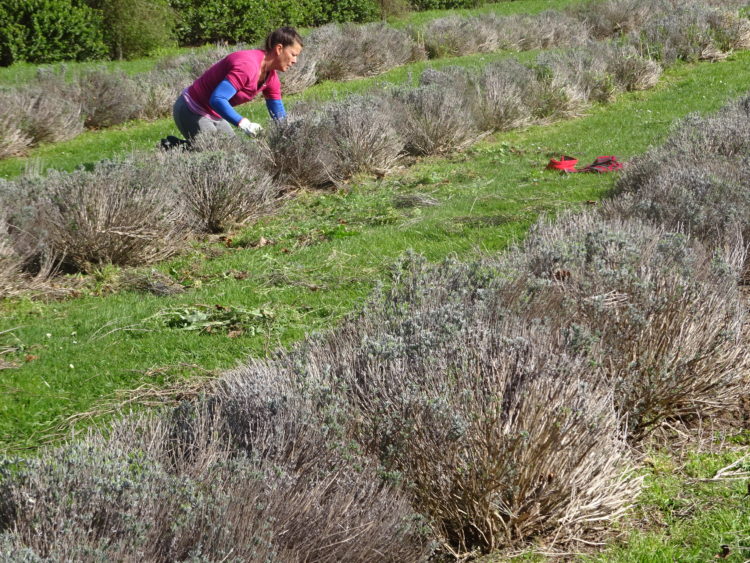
[209,79,244,125]
[265,99,286,120]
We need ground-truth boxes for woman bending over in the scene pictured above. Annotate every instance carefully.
[166,26,302,146]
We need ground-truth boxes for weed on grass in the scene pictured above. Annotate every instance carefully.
[151,304,274,335]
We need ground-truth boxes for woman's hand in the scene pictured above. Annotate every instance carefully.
[238,118,262,136]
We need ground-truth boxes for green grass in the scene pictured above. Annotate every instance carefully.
[1,51,749,453]
[583,447,750,562]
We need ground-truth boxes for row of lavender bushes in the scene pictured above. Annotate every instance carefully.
[1,0,749,293]
[2,3,749,293]
[1,0,748,159]
[0,38,664,292]
[2,92,749,558]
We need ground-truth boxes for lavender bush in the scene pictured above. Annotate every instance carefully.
[262,111,349,189]
[18,70,84,145]
[137,67,190,121]
[163,134,279,233]
[78,69,143,128]
[0,214,23,297]
[0,94,31,158]
[514,10,593,50]
[318,22,424,81]
[391,83,480,156]
[610,95,750,249]
[569,0,672,40]
[507,212,748,438]
[26,161,188,271]
[629,4,750,63]
[473,59,538,130]
[263,94,404,188]
[0,403,431,561]
[422,15,501,58]
[277,252,639,554]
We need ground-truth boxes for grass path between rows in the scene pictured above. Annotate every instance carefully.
[1,52,748,454]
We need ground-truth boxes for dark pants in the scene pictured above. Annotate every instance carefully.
[172,95,234,140]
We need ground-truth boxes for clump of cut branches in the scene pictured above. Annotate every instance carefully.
[117,268,184,296]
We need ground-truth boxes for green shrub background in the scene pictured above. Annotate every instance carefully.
[0,0,484,65]
[84,0,177,60]
[168,0,381,46]
[0,0,108,66]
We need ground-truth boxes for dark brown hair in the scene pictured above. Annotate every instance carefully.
[264,27,303,52]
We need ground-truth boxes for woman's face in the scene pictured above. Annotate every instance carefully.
[274,42,302,72]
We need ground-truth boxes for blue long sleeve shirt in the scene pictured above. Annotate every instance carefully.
[209,79,286,124]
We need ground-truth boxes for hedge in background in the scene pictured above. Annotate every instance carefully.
[0,0,107,66]
[84,0,177,60]
[411,0,485,8]
[167,0,380,47]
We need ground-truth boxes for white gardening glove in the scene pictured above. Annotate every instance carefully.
[238,118,262,137]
